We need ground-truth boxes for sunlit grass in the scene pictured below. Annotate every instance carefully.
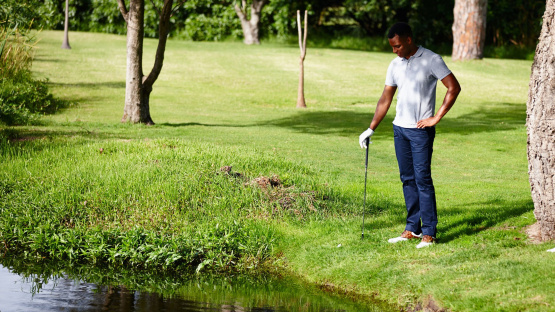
[1,30,553,311]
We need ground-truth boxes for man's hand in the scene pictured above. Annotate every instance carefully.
[359,128,374,148]
[416,116,440,128]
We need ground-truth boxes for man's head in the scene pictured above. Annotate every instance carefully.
[387,22,417,59]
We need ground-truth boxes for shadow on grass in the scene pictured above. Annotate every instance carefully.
[49,81,126,89]
[436,102,526,135]
[360,198,533,243]
[0,127,135,155]
[158,122,251,128]
[261,103,525,137]
[33,57,64,63]
[438,199,533,243]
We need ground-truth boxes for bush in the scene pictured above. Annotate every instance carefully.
[0,23,67,125]
[0,73,67,125]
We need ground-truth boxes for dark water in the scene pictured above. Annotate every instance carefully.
[0,262,391,312]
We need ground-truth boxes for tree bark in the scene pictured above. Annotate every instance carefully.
[61,0,71,49]
[118,0,175,125]
[452,0,487,60]
[234,0,266,45]
[526,0,555,242]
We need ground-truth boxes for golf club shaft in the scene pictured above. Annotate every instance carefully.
[361,137,369,239]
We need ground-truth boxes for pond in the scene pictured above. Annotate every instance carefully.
[0,258,392,312]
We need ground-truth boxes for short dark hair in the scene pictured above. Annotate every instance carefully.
[387,22,413,39]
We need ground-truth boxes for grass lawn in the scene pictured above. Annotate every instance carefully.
[2,30,554,311]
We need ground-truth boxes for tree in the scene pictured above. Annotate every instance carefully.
[343,0,414,37]
[526,0,555,242]
[117,0,183,124]
[296,10,307,108]
[452,0,487,60]
[61,0,71,49]
[234,0,266,45]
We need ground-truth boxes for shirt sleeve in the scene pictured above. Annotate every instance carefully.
[385,61,397,86]
[430,55,452,81]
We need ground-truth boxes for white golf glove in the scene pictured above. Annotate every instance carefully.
[359,128,374,148]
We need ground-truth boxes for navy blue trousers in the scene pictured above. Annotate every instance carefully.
[393,125,437,237]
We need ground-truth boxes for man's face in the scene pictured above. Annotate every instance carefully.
[388,35,413,59]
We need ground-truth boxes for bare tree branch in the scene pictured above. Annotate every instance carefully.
[253,0,266,11]
[144,0,173,87]
[302,10,308,58]
[117,0,129,22]
[297,10,303,54]
[171,0,186,16]
[149,0,161,17]
[234,2,246,20]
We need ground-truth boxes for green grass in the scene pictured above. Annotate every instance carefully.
[1,30,554,311]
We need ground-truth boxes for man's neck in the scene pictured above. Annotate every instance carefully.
[405,45,419,60]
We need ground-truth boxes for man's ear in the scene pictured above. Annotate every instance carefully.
[406,36,413,45]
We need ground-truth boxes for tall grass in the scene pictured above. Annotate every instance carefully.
[0,25,35,79]
[0,25,66,125]
[0,134,335,273]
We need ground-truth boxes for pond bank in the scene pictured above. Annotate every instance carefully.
[0,255,393,311]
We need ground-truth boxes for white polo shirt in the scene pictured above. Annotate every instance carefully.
[385,46,452,128]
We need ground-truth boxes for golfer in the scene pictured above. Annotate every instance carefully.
[359,22,461,248]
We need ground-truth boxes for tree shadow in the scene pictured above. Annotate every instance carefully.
[158,122,251,128]
[261,110,388,138]
[436,102,526,135]
[261,102,525,137]
[438,199,533,243]
[360,198,533,243]
[48,81,126,89]
[0,127,134,155]
[33,57,64,63]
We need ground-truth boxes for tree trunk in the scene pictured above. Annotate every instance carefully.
[297,10,307,108]
[526,0,555,242]
[452,0,487,60]
[234,0,266,45]
[118,0,174,125]
[121,0,151,124]
[61,0,71,49]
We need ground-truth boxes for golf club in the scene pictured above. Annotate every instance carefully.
[361,137,369,240]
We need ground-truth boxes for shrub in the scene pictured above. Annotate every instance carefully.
[0,25,67,125]
[0,74,67,125]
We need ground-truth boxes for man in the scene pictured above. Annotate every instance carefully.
[359,22,461,248]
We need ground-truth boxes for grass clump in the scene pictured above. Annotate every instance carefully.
[0,135,329,273]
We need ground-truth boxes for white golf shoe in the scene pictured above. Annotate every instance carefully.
[388,230,422,243]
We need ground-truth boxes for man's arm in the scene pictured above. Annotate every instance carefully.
[416,73,461,128]
[370,85,397,130]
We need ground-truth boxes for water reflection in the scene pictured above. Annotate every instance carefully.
[0,258,391,312]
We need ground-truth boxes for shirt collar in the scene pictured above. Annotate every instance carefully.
[401,46,423,61]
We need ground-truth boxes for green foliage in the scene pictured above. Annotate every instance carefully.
[0,0,39,30]
[0,137,327,272]
[88,0,127,35]
[173,1,242,41]
[0,74,66,125]
[342,0,416,36]
[30,0,545,58]
[487,0,545,47]
[0,21,65,125]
